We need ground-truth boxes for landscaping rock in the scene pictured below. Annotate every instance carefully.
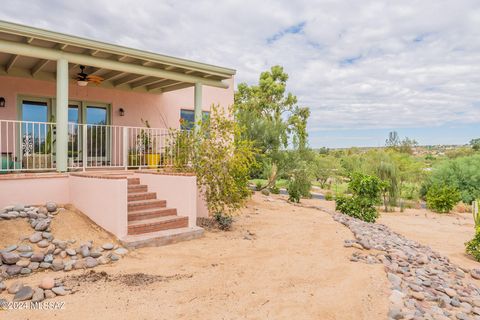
[4,244,17,252]
[109,254,120,262]
[44,289,56,299]
[7,281,23,294]
[40,277,55,290]
[66,248,76,256]
[43,254,54,263]
[0,281,5,292]
[34,218,50,231]
[13,286,33,301]
[471,269,480,280]
[51,286,68,296]
[1,252,20,264]
[17,245,32,252]
[102,243,114,250]
[46,202,57,212]
[28,262,39,270]
[20,267,31,275]
[16,260,30,268]
[30,251,45,262]
[32,287,44,302]
[6,265,22,276]
[13,204,25,211]
[51,258,64,271]
[85,257,98,268]
[80,245,90,257]
[73,259,86,269]
[39,262,51,269]
[36,239,50,248]
[29,232,43,243]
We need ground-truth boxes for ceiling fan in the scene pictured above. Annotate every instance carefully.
[76,65,104,86]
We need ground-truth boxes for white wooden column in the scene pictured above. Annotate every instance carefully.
[56,58,69,172]
[194,82,202,133]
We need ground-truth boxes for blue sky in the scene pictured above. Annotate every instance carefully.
[1,0,479,148]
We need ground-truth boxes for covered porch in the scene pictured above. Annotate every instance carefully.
[0,20,235,173]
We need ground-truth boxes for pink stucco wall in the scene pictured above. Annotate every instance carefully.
[0,76,234,129]
[0,176,69,207]
[69,175,128,238]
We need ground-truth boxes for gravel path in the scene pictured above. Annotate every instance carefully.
[305,204,480,320]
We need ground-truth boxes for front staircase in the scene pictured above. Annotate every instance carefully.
[121,176,203,248]
[127,177,188,234]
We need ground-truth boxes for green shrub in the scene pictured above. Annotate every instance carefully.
[269,185,280,194]
[287,168,311,203]
[426,184,461,213]
[325,192,333,201]
[255,181,263,191]
[466,229,480,262]
[214,212,233,231]
[335,172,385,223]
[335,195,379,223]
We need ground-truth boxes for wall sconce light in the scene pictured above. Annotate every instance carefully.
[119,108,125,116]
[0,97,5,108]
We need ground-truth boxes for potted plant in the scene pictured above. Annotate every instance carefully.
[138,119,160,169]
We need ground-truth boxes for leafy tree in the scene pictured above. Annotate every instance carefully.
[234,66,310,179]
[312,154,340,188]
[193,105,256,218]
[423,154,480,203]
[385,131,417,154]
[471,138,480,151]
[287,164,312,203]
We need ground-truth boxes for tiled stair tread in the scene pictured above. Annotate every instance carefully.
[127,178,140,185]
[128,192,157,200]
[128,184,148,191]
[128,207,177,220]
[128,199,166,207]
[128,215,187,227]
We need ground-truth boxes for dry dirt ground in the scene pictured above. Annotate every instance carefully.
[2,193,389,320]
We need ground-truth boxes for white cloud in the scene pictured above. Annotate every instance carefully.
[1,0,479,145]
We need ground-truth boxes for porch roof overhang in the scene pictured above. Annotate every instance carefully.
[0,20,235,93]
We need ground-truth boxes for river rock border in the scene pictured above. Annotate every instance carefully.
[0,203,129,302]
[302,203,480,320]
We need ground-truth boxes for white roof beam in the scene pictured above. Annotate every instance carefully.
[160,82,194,93]
[113,74,147,87]
[130,77,165,89]
[147,79,179,91]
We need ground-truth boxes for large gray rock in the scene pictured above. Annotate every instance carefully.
[471,269,480,280]
[37,239,50,248]
[30,252,45,262]
[85,257,98,268]
[13,204,25,211]
[114,248,128,255]
[66,248,76,256]
[51,258,64,271]
[51,286,68,296]
[4,244,17,252]
[34,219,50,231]
[13,286,34,301]
[6,265,22,276]
[43,254,54,263]
[29,232,43,243]
[45,202,57,212]
[102,243,114,250]
[17,245,32,252]
[80,245,90,258]
[1,251,20,264]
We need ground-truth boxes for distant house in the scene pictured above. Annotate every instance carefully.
[0,20,236,246]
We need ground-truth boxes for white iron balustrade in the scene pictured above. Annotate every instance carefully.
[0,119,192,172]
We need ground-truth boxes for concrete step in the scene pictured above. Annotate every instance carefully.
[121,226,204,249]
[128,207,177,221]
[127,215,189,235]
[128,192,157,202]
[128,199,166,212]
[127,177,140,185]
[128,184,148,193]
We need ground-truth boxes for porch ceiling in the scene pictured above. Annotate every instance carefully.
[0,20,235,93]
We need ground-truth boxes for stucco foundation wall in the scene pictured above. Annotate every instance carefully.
[134,172,197,227]
[0,176,69,207]
[69,175,128,238]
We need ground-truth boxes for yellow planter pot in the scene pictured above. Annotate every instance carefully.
[146,153,161,168]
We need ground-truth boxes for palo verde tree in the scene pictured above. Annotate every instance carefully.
[234,66,310,180]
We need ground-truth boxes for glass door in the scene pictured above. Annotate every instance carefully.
[85,104,110,166]
[68,102,82,167]
[20,100,51,169]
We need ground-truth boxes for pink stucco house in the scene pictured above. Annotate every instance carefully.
[0,20,235,247]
